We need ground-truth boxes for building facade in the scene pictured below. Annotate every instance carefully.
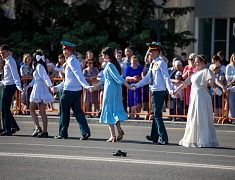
[163,0,235,61]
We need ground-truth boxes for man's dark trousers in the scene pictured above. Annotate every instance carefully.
[150,90,168,143]
[2,84,19,133]
[59,90,90,138]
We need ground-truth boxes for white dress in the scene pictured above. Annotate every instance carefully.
[29,64,54,104]
[179,68,219,147]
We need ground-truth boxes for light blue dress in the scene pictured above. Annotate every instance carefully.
[100,62,128,124]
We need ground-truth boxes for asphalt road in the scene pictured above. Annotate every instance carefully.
[0,121,234,180]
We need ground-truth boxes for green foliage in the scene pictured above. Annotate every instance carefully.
[0,0,196,63]
[164,7,194,18]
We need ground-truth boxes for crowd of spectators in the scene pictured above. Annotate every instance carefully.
[6,48,235,125]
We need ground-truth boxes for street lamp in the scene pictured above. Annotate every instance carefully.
[154,4,163,42]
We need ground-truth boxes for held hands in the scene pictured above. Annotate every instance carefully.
[170,90,178,98]
[88,86,95,92]
[84,86,95,92]
[22,85,29,92]
[169,90,174,96]
[50,86,58,93]
[125,83,132,90]
[130,84,137,90]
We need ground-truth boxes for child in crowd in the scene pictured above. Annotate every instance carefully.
[171,71,184,121]
[210,63,226,122]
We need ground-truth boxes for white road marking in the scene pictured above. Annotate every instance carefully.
[0,142,234,158]
[0,152,234,170]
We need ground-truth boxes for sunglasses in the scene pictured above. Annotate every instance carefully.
[87,62,93,64]
[215,67,220,69]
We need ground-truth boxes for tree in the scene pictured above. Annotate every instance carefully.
[0,0,195,63]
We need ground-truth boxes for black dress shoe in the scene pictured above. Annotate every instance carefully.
[31,127,42,137]
[11,128,20,135]
[0,129,3,134]
[80,133,91,140]
[0,131,12,136]
[38,132,49,138]
[146,135,158,143]
[112,150,127,157]
[54,135,68,139]
[158,141,169,145]
[146,135,153,141]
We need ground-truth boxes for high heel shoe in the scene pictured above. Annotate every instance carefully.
[107,136,116,143]
[117,130,124,141]
[112,150,127,157]
[31,127,42,137]
[37,132,49,138]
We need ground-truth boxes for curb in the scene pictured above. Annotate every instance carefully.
[14,115,235,131]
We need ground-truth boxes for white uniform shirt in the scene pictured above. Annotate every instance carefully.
[56,54,89,91]
[135,56,173,92]
[2,55,22,91]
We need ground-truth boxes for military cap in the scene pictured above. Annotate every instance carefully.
[146,42,161,51]
[61,41,76,51]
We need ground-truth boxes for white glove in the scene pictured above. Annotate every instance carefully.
[131,84,137,90]
[169,90,174,96]
[89,86,94,92]
[84,85,93,89]
[50,87,58,93]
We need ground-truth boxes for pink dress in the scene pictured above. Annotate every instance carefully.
[182,65,196,105]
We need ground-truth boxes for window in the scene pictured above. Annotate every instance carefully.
[229,18,235,57]
[198,18,212,61]
[214,19,227,58]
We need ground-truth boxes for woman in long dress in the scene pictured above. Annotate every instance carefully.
[91,47,131,142]
[24,51,54,138]
[174,55,226,147]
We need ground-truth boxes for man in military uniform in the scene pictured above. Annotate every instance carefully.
[52,41,91,140]
[0,44,22,136]
[131,42,173,145]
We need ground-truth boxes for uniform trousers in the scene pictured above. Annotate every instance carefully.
[2,84,19,133]
[59,90,90,138]
[150,90,168,143]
